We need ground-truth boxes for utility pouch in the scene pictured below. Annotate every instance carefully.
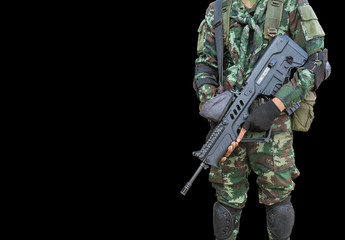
[200,91,234,122]
[291,91,316,132]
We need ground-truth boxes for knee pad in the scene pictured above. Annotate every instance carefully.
[213,202,241,240]
[266,196,295,240]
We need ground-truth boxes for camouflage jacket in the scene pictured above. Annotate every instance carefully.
[195,0,325,110]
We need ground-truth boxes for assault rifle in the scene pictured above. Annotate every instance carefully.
[181,35,308,195]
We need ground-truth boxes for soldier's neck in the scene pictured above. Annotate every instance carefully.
[241,0,257,9]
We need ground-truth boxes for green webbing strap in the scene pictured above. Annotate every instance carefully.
[214,0,224,91]
[214,0,233,91]
[222,0,233,46]
[264,0,284,41]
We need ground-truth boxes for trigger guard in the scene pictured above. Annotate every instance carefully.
[241,125,272,143]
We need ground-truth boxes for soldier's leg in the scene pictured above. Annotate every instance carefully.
[209,144,250,240]
[212,202,242,240]
[266,195,295,240]
[246,114,300,240]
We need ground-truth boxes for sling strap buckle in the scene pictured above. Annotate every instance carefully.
[267,28,278,37]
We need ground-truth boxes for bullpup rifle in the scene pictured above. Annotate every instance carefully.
[181,35,308,195]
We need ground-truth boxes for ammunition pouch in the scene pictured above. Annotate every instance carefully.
[291,91,316,132]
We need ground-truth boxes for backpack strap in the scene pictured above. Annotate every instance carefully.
[264,0,284,41]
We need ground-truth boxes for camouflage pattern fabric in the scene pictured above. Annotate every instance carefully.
[227,0,268,88]
[209,113,299,207]
[209,113,299,240]
[195,0,324,110]
[194,0,326,239]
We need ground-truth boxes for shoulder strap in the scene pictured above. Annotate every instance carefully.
[222,0,233,46]
[213,0,233,92]
[214,0,225,92]
[264,0,284,40]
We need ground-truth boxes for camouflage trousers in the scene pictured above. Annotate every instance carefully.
[209,113,300,240]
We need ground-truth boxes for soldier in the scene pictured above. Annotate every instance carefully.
[193,0,329,239]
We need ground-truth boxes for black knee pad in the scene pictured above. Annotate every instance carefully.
[266,196,295,240]
[213,202,241,240]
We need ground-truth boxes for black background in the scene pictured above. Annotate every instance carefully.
[147,1,343,239]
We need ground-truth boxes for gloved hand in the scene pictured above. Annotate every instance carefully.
[242,99,282,132]
[220,97,285,162]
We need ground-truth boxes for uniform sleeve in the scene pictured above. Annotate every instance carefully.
[194,3,219,107]
[274,0,325,109]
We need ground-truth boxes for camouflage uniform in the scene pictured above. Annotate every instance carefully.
[194,0,325,239]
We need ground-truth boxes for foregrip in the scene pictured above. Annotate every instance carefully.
[193,119,234,167]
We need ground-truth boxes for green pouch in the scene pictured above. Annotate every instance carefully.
[291,91,317,132]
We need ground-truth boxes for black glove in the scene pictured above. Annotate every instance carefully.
[243,100,281,132]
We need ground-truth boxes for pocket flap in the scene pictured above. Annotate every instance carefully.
[298,5,318,21]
